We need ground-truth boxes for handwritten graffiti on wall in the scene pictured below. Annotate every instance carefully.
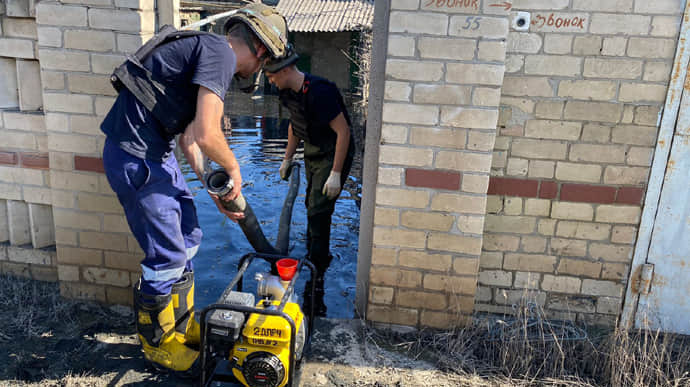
[532,13,586,30]
[461,16,482,30]
[424,0,479,10]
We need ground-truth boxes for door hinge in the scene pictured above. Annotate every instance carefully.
[639,263,655,295]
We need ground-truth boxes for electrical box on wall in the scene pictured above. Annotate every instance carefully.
[512,11,530,31]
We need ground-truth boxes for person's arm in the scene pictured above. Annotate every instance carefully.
[285,123,299,160]
[322,112,350,199]
[279,123,299,180]
[329,112,350,173]
[180,86,244,220]
[178,133,206,183]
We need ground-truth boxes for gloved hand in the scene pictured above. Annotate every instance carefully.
[322,171,342,200]
[279,157,293,180]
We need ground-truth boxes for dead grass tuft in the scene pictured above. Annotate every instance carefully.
[0,274,77,338]
[367,304,690,386]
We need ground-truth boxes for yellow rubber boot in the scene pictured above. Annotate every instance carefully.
[134,285,199,372]
[171,271,200,347]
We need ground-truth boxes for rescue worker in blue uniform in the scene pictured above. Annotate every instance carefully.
[264,46,354,317]
[100,4,291,372]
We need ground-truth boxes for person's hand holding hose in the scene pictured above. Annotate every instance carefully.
[279,155,294,180]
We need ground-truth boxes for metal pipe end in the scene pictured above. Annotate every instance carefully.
[206,169,233,197]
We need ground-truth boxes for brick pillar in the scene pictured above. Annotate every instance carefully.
[367,0,509,328]
[36,0,155,304]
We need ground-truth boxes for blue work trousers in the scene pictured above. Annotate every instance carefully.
[103,140,202,296]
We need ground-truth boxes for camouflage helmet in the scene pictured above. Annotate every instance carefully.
[224,3,289,59]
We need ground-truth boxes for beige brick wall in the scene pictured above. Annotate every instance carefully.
[369,0,508,329]
[478,0,683,326]
[33,0,155,303]
[1,0,162,302]
[0,0,57,281]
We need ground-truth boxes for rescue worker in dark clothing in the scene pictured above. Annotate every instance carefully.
[264,46,354,317]
[100,4,290,372]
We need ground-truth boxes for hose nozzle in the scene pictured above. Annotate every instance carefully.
[206,169,247,212]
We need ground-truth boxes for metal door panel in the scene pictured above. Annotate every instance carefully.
[678,83,690,136]
[623,1,690,331]
[635,132,690,333]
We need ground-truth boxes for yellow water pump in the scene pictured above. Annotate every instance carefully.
[199,253,314,387]
[231,301,306,387]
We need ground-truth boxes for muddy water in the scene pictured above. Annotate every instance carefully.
[180,116,361,319]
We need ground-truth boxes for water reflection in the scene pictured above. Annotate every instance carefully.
[180,116,361,319]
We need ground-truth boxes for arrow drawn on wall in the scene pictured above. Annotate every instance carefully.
[489,2,512,11]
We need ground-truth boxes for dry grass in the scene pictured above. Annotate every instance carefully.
[0,274,77,339]
[1,372,108,387]
[0,275,142,386]
[367,304,690,387]
[4,274,690,386]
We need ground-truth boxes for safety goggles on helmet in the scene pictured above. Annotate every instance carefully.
[224,3,289,60]
[264,43,299,73]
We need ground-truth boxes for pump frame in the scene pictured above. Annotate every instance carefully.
[199,252,315,387]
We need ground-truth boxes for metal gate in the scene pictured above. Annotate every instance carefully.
[621,1,690,334]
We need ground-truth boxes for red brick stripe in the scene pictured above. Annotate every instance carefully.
[0,151,18,165]
[616,187,645,205]
[488,177,538,197]
[561,184,616,204]
[3,148,649,207]
[20,152,49,169]
[538,181,558,199]
[74,156,105,173]
[405,168,461,190]
[488,177,645,205]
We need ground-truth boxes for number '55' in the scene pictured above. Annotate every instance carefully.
[462,16,481,30]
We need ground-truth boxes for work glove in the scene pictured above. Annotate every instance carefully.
[279,157,293,180]
[322,171,342,200]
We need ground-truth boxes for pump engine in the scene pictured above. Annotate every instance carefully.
[200,253,314,387]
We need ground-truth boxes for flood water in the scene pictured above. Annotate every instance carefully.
[180,115,362,319]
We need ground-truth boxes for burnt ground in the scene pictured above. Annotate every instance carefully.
[0,276,468,387]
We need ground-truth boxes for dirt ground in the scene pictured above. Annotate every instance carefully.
[5,275,690,387]
[0,276,471,387]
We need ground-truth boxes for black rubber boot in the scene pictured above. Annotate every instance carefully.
[304,274,327,318]
[304,250,333,318]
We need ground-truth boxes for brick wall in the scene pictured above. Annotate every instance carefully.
[0,0,162,304]
[476,0,683,325]
[2,0,683,328]
[368,0,509,329]
[0,0,57,281]
[34,0,156,304]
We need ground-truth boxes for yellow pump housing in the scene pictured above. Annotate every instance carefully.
[231,300,305,387]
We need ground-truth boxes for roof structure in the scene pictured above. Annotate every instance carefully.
[276,0,374,33]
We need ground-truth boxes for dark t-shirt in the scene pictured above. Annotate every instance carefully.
[303,74,345,128]
[280,73,350,158]
[101,34,236,161]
